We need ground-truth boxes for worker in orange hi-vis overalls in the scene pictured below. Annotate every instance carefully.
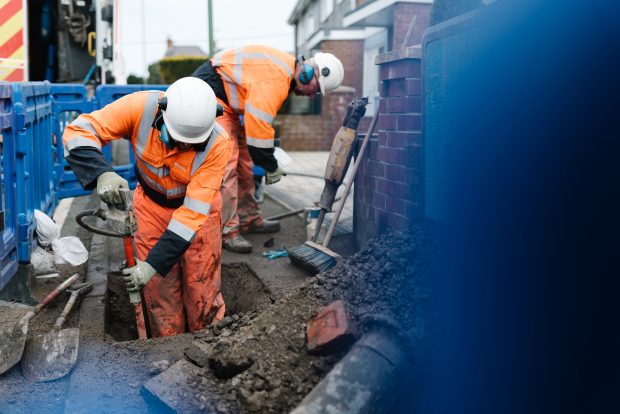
[62,78,232,337]
[192,45,345,253]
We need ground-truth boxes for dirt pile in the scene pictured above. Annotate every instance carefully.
[150,222,436,414]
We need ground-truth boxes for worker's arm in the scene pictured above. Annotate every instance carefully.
[145,132,232,276]
[62,93,142,190]
[243,80,290,172]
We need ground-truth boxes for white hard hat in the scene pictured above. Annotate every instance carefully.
[162,77,216,144]
[313,52,344,94]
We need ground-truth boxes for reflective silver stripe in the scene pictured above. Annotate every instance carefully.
[167,219,195,242]
[242,53,293,77]
[136,162,186,197]
[220,71,240,110]
[65,136,102,152]
[233,51,243,84]
[245,103,274,124]
[183,197,211,215]
[212,51,224,66]
[136,92,160,157]
[246,136,274,148]
[71,118,102,141]
[190,127,222,176]
[142,160,170,177]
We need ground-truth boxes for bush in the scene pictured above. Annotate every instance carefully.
[126,74,144,84]
[147,62,162,84]
[158,56,210,84]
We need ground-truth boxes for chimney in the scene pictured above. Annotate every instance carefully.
[167,37,174,50]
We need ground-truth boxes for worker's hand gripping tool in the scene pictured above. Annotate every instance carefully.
[75,189,148,339]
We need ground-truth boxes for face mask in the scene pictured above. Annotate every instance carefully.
[160,123,174,149]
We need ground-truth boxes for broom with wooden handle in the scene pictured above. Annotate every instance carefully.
[288,105,379,274]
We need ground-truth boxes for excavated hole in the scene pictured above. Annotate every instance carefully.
[105,263,270,341]
[220,262,271,316]
[105,271,138,342]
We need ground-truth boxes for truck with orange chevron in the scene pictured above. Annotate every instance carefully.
[0,0,124,84]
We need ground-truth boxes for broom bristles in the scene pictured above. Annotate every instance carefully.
[287,241,340,274]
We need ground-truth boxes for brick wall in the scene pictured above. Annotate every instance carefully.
[276,87,355,151]
[320,40,364,100]
[276,115,326,150]
[353,47,423,248]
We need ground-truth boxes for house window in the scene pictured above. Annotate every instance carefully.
[306,4,316,36]
[363,30,388,117]
[320,0,334,22]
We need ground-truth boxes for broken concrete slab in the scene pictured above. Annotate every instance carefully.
[143,359,223,413]
[207,340,254,379]
[306,300,356,355]
[184,341,211,368]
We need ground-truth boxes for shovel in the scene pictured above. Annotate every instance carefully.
[21,281,92,382]
[0,273,80,375]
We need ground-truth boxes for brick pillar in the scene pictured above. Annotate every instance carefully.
[323,86,356,150]
[353,47,423,249]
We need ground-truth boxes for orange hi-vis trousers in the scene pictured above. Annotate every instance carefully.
[133,185,225,337]
[217,111,263,240]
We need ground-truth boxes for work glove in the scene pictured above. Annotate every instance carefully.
[265,166,286,185]
[96,171,129,207]
[122,259,157,292]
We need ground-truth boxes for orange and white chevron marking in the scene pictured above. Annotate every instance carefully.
[0,0,26,81]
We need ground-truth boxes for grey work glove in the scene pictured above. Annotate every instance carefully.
[96,171,129,207]
[122,259,157,292]
[265,166,286,185]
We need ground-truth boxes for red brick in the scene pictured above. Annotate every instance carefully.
[380,59,421,81]
[386,96,422,114]
[378,147,405,164]
[306,300,356,354]
[377,114,397,130]
[386,79,407,97]
[373,192,386,209]
[376,178,395,196]
[378,130,388,146]
[368,160,385,177]
[385,196,405,215]
[406,78,422,96]
[385,164,406,183]
[397,114,422,131]
[387,131,407,148]
[394,182,413,200]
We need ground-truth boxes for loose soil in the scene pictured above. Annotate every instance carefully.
[144,222,436,414]
[1,191,435,414]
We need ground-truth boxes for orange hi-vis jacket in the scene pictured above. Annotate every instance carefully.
[211,45,296,149]
[62,91,231,276]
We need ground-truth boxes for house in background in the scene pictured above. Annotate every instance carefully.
[164,37,207,58]
[288,0,432,118]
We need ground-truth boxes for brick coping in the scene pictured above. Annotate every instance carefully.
[375,46,422,65]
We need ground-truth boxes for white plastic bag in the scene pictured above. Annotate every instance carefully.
[52,237,89,266]
[34,209,60,247]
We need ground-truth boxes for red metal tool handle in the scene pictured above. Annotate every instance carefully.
[123,236,136,267]
[33,273,80,315]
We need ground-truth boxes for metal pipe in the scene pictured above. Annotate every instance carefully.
[291,329,407,414]
[208,0,214,56]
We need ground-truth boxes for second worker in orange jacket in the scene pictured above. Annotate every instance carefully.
[192,45,345,253]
